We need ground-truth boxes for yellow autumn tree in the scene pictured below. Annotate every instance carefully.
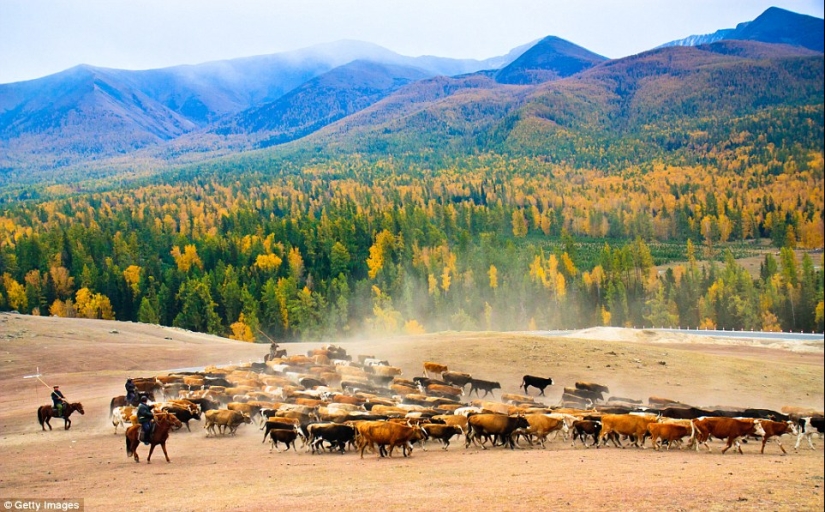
[2,273,26,311]
[123,265,141,297]
[366,230,396,279]
[287,247,304,280]
[229,313,256,342]
[49,266,74,299]
[171,244,203,272]
[511,209,528,237]
[74,287,115,320]
[403,319,426,334]
[488,265,498,289]
[255,253,283,272]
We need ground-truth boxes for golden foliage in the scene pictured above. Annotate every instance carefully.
[229,313,256,342]
[171,245,203,273]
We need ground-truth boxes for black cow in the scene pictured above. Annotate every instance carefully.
[520,375,554,396]
[660,407,714,419]
[413,376,448,387]
[162,406,201,431]
[184,397,221,412]
[469,378,501,398]
[741,408,790,421]
[795,416,825,450]
[268,428,299,452]
[262,420,300,443]
[299,377,326,389]
[307,423,356,454]
[571,420,602,448]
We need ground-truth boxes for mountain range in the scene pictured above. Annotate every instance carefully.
[0,6,822,176]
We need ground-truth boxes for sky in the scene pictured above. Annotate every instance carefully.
[0,0,822,85]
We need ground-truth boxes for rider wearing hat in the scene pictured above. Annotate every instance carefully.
[125,378,137,405]
[51,385,67,417]
[136,395,154,444]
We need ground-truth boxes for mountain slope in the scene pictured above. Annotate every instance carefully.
[495,36,608,85]
[660,7,824,52]
[209,60,431,148]
[0,65,196,170]
[293,41,822,167]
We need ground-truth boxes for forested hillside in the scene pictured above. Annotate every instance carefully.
[0,27,822,341]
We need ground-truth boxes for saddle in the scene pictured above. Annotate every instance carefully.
[50,406,63,418]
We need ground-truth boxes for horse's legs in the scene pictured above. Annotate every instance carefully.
[45,418,52,431]
[146,444,155,463]
[160,441,171,462]
[64,418,71,430]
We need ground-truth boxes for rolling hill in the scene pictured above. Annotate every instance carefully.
[0,7,822,176]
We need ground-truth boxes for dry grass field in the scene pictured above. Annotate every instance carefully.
[0,312,822,512]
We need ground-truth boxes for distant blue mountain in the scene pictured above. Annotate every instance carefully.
[659,7,823,52]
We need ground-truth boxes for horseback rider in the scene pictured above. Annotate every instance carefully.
[136,395,154,444]
[269,341,279,359]
[125,378,137,405]
[51,385,67,417]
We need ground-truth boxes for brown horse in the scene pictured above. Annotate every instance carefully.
[125,411,183,463]
[37,402,85,430]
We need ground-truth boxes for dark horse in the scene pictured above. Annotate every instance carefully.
[125,411,182,463]
[37,402,85,430]
[109,392,155,414]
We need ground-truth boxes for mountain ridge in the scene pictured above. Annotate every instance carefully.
[0,7,822,175]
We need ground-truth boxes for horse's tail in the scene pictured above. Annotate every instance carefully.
[126,431,133,457]
[37,407,44,427]
[110,397,116,415]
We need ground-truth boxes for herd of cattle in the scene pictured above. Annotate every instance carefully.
[109,344,825,458]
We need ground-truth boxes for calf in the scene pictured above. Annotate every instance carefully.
[268,427,299,453]
[794,416,825,451]
[423,362,448,378]
[571,420,602,448]
[468,378,501,398]
[520,375,553,396]
[759,419,797,454]
[421,423,463,450]
[647,422,692,451]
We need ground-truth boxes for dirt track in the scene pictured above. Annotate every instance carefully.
[0,313,823,511]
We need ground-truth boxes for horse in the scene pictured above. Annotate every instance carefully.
[110,391,155,413]
[125,411,183,463]
[37,402,85,430]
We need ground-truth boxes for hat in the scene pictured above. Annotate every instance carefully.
[140,395,148,402]
[53,385,59,388]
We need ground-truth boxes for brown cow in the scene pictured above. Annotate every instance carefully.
[524,414,567,448]
[647,422,692,450]
[599,414,659,448]
[204,409,252,437]
[355,421,425,458]
[423,362,448,378]
[465,413,529,449]
[692,417,766,454]
[759,419,797,454]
